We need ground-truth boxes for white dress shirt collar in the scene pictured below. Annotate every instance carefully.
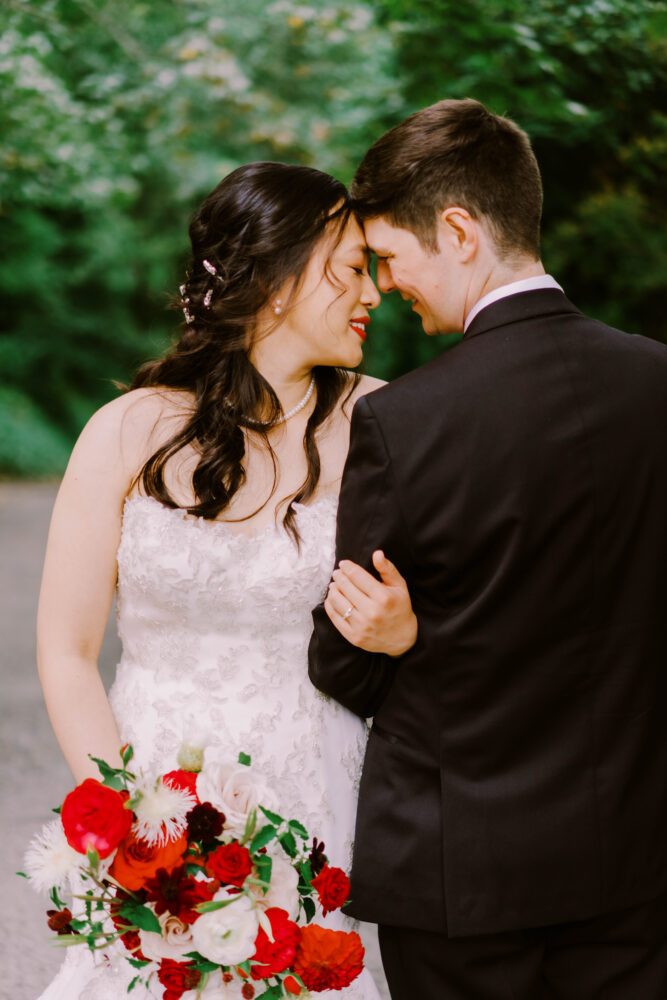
[464,274,563,332]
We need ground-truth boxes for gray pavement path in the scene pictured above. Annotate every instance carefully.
[0,481,388,1000]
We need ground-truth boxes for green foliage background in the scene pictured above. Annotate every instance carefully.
[1,0,665,476]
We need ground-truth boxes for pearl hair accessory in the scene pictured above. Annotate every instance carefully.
[179,283,194,324]
[202,259,217,276]
[246,376,315,427]
[273,298,282,315]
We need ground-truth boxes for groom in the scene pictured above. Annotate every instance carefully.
[308,99,667,998]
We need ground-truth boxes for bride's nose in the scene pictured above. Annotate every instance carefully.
[362,273,381,310]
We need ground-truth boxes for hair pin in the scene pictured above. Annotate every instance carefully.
[202,259,217,276]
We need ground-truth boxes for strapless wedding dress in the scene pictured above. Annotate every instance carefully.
[37,494,380,1000]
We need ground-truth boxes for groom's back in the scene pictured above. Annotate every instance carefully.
[363,289,667,935]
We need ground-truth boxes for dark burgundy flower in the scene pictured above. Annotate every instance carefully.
[308,837,327,876]
[145,865,216,924]
[46,908,73,935]
[186,801,225,842]
[241,984,255,999]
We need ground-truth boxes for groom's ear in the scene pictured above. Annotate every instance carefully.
[438,207,478,263]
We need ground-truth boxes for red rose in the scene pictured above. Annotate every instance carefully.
[310,865,350,915]
[61,778,133,858]
[284,976,302,996]
[157,959,201,1000]
[164,769,199,801]
[250,907,301,979]
[292,924,364,992]
[206,842,253,887]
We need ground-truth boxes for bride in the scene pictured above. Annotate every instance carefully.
[34,162,410,999]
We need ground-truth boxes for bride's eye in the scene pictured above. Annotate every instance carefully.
[350,264,366,275]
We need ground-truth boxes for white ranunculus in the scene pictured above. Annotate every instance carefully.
[196,763,276,838]
[139,910,194,962]
[253,854,300,920]
[190,890,259,965]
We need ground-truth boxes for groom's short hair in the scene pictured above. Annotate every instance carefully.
[352,99,543,260]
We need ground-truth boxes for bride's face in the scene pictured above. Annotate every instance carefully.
[279,215,381,369]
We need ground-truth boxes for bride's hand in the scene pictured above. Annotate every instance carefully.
[324,551,418,656]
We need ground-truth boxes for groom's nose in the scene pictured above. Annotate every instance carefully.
[375,260,395,293]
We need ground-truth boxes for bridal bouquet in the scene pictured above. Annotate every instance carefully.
[23,745,364,999]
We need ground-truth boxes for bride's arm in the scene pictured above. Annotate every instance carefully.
[37,392,155,782]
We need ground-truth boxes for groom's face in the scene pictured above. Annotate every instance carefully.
[363,217,463,335]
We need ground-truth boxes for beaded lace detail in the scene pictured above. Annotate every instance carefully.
[37,494,378,999]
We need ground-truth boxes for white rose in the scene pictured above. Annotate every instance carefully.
[190,890,259,965]
[253,854,300,920]
[139,911,194,962]
[196,763,276,838]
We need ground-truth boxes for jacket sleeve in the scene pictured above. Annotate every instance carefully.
[308,393,410,718]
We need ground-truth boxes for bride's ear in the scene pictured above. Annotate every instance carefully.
[437,207,478,263]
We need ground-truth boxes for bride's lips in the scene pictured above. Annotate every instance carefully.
[350,317,370,341]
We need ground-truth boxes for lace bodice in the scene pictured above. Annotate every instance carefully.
[38,494,379,1000]
[110,494,367,838]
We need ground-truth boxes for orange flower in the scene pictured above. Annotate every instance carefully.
[292,924,364,992]
[109,829,187,891]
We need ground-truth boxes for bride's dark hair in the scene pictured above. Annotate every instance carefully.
[130,161,360,540]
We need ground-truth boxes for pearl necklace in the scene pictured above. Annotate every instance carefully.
[246,376,315,427]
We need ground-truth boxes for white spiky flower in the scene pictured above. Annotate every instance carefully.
[131,776,195,846]
[24,819,82,893]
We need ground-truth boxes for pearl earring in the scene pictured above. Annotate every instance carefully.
[273,299,282,315]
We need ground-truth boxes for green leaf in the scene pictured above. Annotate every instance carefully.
[88,756,125,791]
[256,983,284,999]
[259,806,284,826]
[50,887,65,909]
[183,951,221,971]
[195,896,240,913]
[128,958,150,969]
[278,831,297,858]
[250,824,277,854]
[128,975,140,992]
[121,744,134,766]
[118,900,161,934]
[238,751,251,766]
[303,896,316,923]
[16,871,28,879]
[287,819,308,839]
[237,960,252,975]
[52,805,62,814]
[298,860,314,886]
[254,853,273,890]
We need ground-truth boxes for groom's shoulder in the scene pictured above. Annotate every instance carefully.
[360,345,463,419]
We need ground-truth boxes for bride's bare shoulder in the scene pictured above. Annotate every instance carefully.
[341,373,386,414]
[74,387,195,472]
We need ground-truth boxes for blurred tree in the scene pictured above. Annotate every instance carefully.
[0,0,665,476]
[366,0,667,375]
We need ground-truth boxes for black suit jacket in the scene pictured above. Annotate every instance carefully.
[308,289,667,937]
